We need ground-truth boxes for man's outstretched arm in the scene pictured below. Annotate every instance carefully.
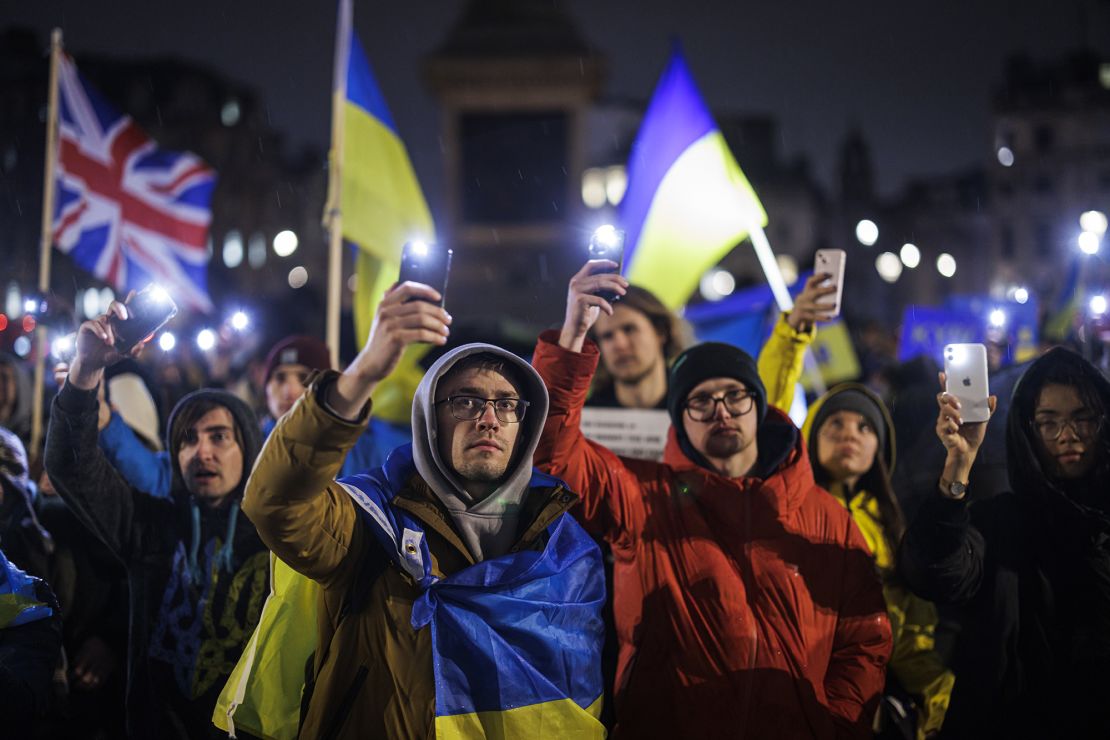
[244,281,451,591]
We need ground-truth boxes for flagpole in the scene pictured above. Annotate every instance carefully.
[29,28,63,463]
[324,0,352,370]
[749,222,827,396]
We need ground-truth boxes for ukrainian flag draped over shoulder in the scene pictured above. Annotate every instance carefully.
[338,450,607,738]
[413,515,606,738]
[620,43,768,310]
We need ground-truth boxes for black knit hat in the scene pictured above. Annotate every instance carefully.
[667,342,767,429]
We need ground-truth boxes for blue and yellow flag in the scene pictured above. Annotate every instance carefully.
[329,0,434,422]
[620,43,768,310]
[342,448,607,738]
[0,548,53,629]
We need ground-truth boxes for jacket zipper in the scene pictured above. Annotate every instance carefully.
[321,665,369,740]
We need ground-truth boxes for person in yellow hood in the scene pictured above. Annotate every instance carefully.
[759,313,954,740]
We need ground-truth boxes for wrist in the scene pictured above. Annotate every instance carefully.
[938,477,968,500]
[941,456,973,485]
[68,360,103,391]
[558,325,586,352]
[346,349,386,387]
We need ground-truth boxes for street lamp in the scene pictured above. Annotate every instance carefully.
[936,253,957,278]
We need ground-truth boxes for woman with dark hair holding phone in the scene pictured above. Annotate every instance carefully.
[900,347,1110,738]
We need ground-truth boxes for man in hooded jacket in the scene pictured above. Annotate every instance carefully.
[45,302,269,739]
[532,261,892,739]
[242,281,605,739]
[900,346,1110,738]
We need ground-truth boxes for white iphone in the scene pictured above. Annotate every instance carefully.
[944,343,991,423]
[814,249,846,317]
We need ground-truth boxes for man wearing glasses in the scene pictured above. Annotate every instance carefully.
[900,346,1110,738]
[530,261,892,739]
[242,282,604,738]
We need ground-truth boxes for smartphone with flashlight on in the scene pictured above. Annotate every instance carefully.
[109,284,178,353]
[944,343,991,423]
[398,241,452,308]
[588,225,626,302]
[814,248,846,318]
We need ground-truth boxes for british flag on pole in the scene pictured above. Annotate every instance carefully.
[52,54,216,312]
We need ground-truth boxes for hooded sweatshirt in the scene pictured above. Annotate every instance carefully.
[900,347,1110,738]
[411,343,550,561]
[46,383,268,739]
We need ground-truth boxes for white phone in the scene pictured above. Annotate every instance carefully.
[944,343,991,423]
[814,249,846,317]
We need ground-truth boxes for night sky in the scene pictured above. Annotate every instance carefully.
[7,0,1110,218]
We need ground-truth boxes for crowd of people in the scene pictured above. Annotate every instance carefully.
[2,257,1108,739]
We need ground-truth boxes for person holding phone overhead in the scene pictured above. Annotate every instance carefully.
[44,299,270,739]
[532,259,892,739]
[241,278,606,738]
[899,347,1110,738]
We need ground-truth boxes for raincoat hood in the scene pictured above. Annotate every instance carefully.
[411,342,550,561]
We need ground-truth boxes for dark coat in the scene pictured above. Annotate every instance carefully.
[46,383,268,739]
[899,347,1110,738]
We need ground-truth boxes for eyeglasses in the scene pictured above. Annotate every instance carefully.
[436,395,529,424]
[1032,415,1101,441]
[685,389,755,422]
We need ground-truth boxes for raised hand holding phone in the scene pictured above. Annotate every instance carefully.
[329,281,452,419]
[788,272,839,332]
[108,284,178,353]
[558,258,629,353]
[69,298,141,391]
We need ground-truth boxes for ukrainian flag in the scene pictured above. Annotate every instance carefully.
[620,43,768,310]
[0,548,53,629]
[410,515,606,738]
[329,0,434,422]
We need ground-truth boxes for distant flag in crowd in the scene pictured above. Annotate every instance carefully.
[52,54,216,312]
[619,43,768,309]
[329,0,435,347]
[1043,256,1082,341]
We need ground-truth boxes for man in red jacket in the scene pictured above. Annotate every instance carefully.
[533,261,892,739]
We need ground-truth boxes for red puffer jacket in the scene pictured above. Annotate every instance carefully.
[533,332,891,739]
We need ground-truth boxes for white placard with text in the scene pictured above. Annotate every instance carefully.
[579,407,672,462]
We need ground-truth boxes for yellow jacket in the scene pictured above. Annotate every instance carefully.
[758,314,954,740]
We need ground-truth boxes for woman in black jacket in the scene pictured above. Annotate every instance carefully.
[899,347,1110,738]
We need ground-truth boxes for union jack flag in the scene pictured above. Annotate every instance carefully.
[53,54,216,312]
